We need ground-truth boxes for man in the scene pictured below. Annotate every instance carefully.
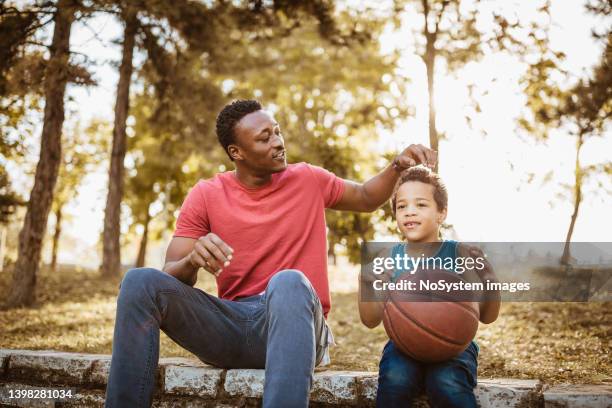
[104,99,436,407]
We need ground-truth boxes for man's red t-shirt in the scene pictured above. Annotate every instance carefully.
[173,163,345,317]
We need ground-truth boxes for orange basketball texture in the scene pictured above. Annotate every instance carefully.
[382,268,480,363]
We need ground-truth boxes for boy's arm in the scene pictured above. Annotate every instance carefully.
[459,244,501,324]
[358,263,393,328]
[358,282,385,328]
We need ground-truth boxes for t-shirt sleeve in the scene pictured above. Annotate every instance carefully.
[307,164,346,208]
[173,181,210,239]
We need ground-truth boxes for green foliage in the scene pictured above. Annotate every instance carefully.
[223,11,407,262]
[391,0,554,159]
[120,3,406,263]
[0,4,39,95]
[518,2,611,260]
[1,2,95,161]
[520,4,610,156]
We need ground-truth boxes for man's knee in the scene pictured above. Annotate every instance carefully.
[119,267,164,294]
[268,269,312,294]
[266,269,316,308]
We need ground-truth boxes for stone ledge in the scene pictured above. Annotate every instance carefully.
[0,349,610,407]
[543,384,612,408]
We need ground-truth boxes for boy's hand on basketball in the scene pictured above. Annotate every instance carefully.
[393,144,437,172]
[190,233,234,277]
[458,244,499,298]
[458,244,502,323]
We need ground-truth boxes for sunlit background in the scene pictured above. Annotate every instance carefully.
[4,0,610,269]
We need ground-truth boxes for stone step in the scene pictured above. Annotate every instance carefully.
[1,349,610,407]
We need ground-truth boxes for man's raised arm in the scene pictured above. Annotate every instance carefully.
[331,144,437,213]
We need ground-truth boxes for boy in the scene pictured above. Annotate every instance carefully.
[358,166,500,408]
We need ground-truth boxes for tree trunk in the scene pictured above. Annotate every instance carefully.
[51,205,63,272]
[0,226,6,272]
[5,0,76,308]
[561,134,584,265]
[135,209,151,268]
[100,9,138,277]
[425,47,437,170]
[422,0,439,172]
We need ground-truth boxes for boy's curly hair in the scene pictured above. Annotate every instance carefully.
[391,166,448,215]
[216,99,262,160]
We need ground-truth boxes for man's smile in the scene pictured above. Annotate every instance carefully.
[273,150,286,161]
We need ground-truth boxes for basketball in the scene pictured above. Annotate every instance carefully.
[382,268,480,363]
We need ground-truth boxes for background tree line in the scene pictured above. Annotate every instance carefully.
[0,0,609,308]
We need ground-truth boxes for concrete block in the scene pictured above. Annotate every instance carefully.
[164,364,223,398]
[224,369,265,398]
[476,378,542,408]
[311,371,359,404]
[543,384,612,408]
[356,373,378,404]
[8,351,99,384]
[88,357,112,386]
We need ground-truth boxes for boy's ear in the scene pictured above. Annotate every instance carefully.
[438,208,448,225]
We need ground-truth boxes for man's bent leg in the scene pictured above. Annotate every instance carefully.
[104,268,248,408]
[259,269,326,408]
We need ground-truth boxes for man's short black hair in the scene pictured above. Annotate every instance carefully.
[216,99,263,161]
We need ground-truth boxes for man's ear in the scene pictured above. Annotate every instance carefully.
[228,144,242,161]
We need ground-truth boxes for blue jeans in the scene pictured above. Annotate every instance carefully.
[376,340,479,408]
[104,268,329,408]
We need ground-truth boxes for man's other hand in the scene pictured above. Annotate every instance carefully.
[190,233,234,277]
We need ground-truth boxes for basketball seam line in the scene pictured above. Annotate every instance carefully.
[385,301,471,347]
[383,306,422,361]
[390,291,480,320]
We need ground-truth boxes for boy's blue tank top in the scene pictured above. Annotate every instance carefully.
[391,240,458,281]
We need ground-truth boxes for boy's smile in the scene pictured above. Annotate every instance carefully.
[403,221,421,229]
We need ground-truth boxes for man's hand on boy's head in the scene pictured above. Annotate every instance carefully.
[392,144,437,172]
[190,233,234,277]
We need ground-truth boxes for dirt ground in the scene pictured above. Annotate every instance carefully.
[0,265,610,384]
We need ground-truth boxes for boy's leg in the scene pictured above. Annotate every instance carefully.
[249,270,328,408]
[424,341,479,408]
[376,340,424,408]
[104,267,257,408]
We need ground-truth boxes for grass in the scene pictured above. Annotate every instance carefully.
[0,265,610,384]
